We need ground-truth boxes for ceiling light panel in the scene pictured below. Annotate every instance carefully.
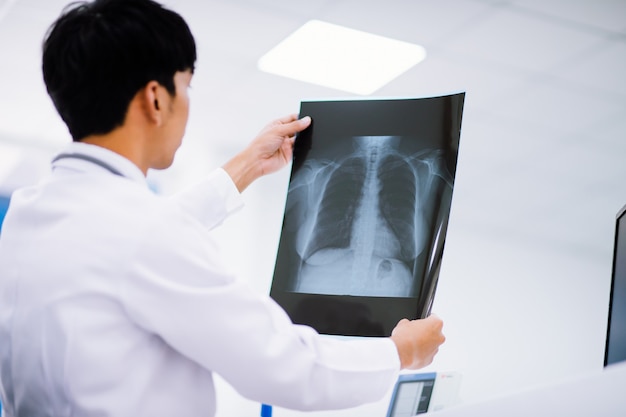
[258,20,427,95]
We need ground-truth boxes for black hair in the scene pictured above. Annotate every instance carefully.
[42,0,196,141]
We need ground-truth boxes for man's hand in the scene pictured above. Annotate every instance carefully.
[390,315,445,370]
[223,114,311,192]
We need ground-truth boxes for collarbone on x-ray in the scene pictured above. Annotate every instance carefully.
[286,135,452,297]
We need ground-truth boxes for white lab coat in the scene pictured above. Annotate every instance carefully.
[0,142,400,416]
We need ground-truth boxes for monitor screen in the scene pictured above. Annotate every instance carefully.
[605,203,626,367]
[386,373,437,417]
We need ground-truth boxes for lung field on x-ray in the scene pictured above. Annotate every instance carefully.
[285,135,449,298]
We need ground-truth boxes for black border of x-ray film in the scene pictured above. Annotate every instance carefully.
[269,93,465,337]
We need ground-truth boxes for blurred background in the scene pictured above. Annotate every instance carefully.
[0,0,625,416]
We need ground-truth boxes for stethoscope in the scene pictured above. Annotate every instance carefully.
[51,153,125,177]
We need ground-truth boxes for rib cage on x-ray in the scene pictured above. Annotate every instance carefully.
[287,136,452,297]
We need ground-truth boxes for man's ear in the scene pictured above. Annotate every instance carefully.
[141,80,163,125]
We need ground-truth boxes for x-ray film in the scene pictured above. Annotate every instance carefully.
[270,93,465,336]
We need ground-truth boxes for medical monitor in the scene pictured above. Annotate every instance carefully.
[605,203,626,367]
[386,372,462,416]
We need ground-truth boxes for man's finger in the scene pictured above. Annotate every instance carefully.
[275,113,299,124]
[274,115,311,137]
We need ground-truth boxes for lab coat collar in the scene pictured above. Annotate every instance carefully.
[52,142,149,187]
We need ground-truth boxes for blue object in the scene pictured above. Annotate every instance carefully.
[0,195,10,234]
[260,403,272,417]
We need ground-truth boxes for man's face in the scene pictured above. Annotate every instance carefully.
[152,70,193,169]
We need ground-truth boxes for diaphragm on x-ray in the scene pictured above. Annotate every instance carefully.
[270,94,465,337]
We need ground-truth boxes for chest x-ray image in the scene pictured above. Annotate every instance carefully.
[287,136,446,298]
[270,94,465,336]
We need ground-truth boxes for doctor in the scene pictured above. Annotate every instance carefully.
[0,0,445,415]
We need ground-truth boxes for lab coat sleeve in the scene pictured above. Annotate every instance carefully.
[169,168,244,230]
[120,204,400,411]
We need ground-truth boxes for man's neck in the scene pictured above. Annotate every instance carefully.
[81,126,149,176]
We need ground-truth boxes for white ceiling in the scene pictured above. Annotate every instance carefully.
[0,0,625,263]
